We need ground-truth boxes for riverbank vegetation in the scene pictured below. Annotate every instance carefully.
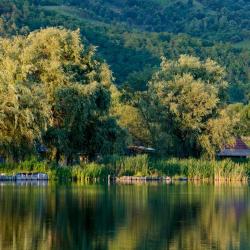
[1,155,249,181]
[0,2,249,180]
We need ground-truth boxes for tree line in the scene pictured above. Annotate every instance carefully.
[0,28,249,163]
[33,0,250,43]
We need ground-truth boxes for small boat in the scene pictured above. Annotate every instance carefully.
[15,173,48,181]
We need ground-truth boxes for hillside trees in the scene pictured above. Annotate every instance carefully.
[0,0,31,36]
[36,0,250,42]
[0,28,127,162]
[1,0,250,103]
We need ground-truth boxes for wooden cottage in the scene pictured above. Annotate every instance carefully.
[218,138,250,158]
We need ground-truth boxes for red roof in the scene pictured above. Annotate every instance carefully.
[225,138,249,150]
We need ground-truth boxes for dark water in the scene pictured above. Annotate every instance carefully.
[0,182,250,250]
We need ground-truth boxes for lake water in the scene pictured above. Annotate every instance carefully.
[0,182,250,250]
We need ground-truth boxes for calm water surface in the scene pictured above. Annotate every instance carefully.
[0,182,250,250]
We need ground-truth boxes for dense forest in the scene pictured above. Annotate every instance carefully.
[40,0,250,42]
[0,1,249,164]
[0,0,249,102]
[10,0,248,42]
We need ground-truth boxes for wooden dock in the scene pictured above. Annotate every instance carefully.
[0,173,49,181]
[108,175,191,183]
[114,176,172,182]
[0,175,15,181]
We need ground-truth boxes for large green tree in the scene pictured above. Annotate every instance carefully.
[137,55,238,158]
[0,28,127,162]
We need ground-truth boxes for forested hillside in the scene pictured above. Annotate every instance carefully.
[0,0,249,102]
[43,0,250,43]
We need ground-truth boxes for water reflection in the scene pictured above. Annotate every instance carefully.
[0,181,48,187]
[0,183,249,250]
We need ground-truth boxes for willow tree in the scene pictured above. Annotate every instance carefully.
[0,36,49,161]
[0,28,126,162]
[143,55,237,158]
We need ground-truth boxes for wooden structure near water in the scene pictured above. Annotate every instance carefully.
[114,176,172,183]
[218,138,250,158]
[0,173,49,181]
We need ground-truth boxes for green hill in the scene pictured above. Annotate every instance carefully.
[37,0,250,43]
[0,0,249,102]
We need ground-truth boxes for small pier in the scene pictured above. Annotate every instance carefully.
[0,173,49,181]
[0,175,15,181]
[111,176,191,183]
[115,176,172,183]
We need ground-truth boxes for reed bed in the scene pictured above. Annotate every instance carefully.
[0,155,249,181]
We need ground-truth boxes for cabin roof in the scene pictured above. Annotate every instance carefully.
[218,138,250,157]
[218,149,250,157]
[225,138,249,150]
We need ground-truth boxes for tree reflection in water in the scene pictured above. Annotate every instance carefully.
[0,183,249,250]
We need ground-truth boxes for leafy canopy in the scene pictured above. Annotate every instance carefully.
[139,55,238,158]
[0,28,127,162]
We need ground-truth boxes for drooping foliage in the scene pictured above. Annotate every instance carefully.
[0,28,127,162]
[0,35,50,161]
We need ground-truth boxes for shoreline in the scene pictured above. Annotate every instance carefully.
[1,155,249,183]
[0,174,249,184]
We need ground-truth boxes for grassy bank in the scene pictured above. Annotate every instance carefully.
[103,155,250,181]
[0,155,249,181]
